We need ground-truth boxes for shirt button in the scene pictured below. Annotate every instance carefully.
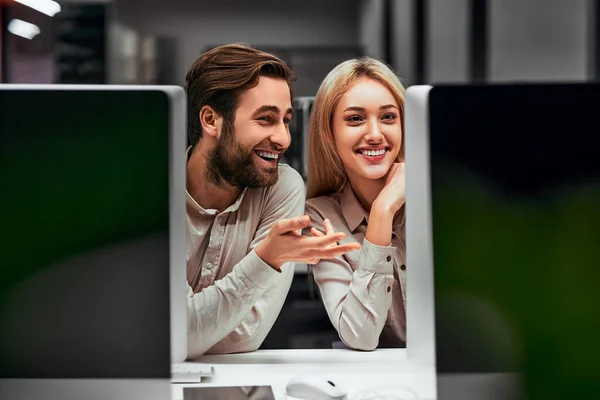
[387,287,391,292]
[400,264,406,270]
[386,256,392,262]
[206,262,213,270]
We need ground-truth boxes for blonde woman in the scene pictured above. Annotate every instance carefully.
[305,57,406,351]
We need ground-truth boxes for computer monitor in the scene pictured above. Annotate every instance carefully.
[406,84,600,400]
[0,85,186,399]
[286,96,314,180]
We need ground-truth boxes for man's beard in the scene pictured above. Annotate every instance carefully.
[206,120,279,188]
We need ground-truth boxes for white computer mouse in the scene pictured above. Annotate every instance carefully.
[285,373,348,400]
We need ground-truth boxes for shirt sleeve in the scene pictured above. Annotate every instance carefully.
[305,201,396,351]
[187,166,304,358]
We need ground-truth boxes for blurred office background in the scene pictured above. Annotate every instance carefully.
[1,0,598,349]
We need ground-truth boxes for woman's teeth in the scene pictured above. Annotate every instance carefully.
[360,149,386,156]
[256,151,279,160]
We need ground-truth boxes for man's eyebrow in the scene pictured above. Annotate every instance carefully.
[251,105,294,117]
[252,105,280,116]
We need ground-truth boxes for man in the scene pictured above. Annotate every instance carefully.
[185,44,360,358]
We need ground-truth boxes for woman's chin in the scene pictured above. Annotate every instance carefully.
[359,166,390,181]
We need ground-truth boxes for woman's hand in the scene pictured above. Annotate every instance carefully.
[365,162,405,247]
[373,162,406,215]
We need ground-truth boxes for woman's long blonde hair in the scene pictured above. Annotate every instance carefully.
[306,57,405,199]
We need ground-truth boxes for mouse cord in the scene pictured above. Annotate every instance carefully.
[351,385,420,400]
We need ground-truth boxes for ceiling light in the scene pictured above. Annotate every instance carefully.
[14,0,61,17]
[7,19,41,40]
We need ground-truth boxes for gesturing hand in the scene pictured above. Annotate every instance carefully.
[308,218,360,264]
[255,216,361,269]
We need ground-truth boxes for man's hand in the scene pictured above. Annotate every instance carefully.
[309,218,357,264]
[255,216,361,269]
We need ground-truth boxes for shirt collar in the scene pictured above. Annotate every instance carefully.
[340,184,369,233]
[340,183,405,235]
[185,146,248,215]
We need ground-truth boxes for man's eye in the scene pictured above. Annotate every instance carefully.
[258,116,271,122]
[283,117,291,124]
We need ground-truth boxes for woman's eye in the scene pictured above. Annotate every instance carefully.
[346,115,363,123]
[382,113,397,121]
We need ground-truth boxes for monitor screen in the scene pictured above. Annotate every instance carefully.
[0,88,172,378]
[429,84,600,399]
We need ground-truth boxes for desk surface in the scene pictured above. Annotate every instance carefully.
[173,349,437,400]
[193,349,418,365]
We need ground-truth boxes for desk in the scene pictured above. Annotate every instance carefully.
[172,349,437,400]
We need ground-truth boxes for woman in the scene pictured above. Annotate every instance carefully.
[305,57,406,351]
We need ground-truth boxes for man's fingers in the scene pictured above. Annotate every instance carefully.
[273,215,311,235]
[304,232,346,249]
[315,243,361,258]
[310,227,325,237]
[323,219,334,235]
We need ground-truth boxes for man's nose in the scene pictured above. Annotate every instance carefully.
[270,123,291,148]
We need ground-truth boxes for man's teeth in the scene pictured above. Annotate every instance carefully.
[360,149,386,156]
[256,151,279,160]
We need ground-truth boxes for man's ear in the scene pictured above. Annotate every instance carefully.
[199,105,223,139]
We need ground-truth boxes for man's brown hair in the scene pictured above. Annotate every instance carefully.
[185,43,294,148]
